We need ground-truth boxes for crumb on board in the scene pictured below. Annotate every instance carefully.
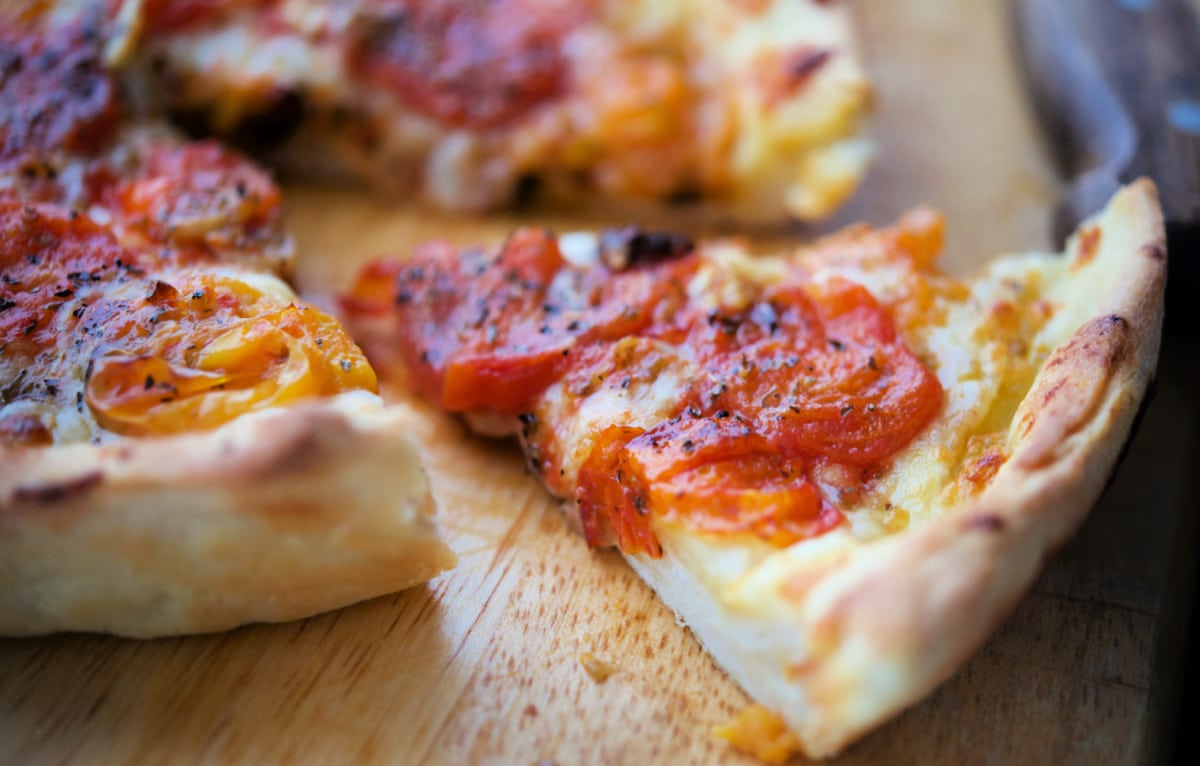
[712,704,804,764]
[578,651,615,683]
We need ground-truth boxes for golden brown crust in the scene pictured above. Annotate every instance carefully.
[0,392,456,637]
[626,181,1165,758]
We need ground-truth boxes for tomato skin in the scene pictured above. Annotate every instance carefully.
[352,228,695,414]
[346,229,944,557]
[345,0,579,129]
[0,203,129,365]
[651,455,844,547]
[101,140,284,256]
[0,22,122,170]
[576,426,660,556]
[1,203,373,444]
[138,0,275,33]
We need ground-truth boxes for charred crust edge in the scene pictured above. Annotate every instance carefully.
[964,514,1006,532]
[12,470,103,504]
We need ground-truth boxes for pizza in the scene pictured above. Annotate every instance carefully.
[0,1,1172,760]
[0,11,454,637]
[112,0,871,222]
[340,181,1166,758]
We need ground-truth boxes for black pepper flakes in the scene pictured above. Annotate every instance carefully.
[633,495,648,515]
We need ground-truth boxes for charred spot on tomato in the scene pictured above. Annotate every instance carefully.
[598,227,695,271]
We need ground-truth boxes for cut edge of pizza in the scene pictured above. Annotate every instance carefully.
[341,180,1165,759]
[116,0,872,222]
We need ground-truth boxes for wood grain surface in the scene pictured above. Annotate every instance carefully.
[2,1,1196,764]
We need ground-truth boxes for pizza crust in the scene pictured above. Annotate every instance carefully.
[625,180,1165,757]
[0,391,456,637]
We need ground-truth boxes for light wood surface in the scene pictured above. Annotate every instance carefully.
[2,2,1195,764]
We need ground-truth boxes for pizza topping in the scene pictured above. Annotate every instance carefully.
[82,279,375,437]
[0,22,121,171]
[99,140,284,256]
[344,227,943,556]
[138,0,271,33]
[344,228,693,414]
[0,203,374,445]
[712,705,803,765]
[0,203,131,366]
[347,0,579,129]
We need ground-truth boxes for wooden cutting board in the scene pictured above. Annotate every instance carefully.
[2,1,1197,763]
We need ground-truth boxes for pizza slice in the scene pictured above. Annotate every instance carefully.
[0,14,454,637]
[340,181,1165,758]
[113,0,871,222]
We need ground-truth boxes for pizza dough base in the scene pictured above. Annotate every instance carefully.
[0,392,456,638]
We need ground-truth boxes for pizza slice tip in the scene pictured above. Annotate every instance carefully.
[342,179,1165,759]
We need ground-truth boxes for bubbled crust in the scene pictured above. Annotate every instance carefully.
[626,180,1166,758]
[0,392,456,637]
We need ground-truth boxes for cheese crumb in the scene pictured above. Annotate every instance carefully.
[713,704,804,764]
[578,652,615,683]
